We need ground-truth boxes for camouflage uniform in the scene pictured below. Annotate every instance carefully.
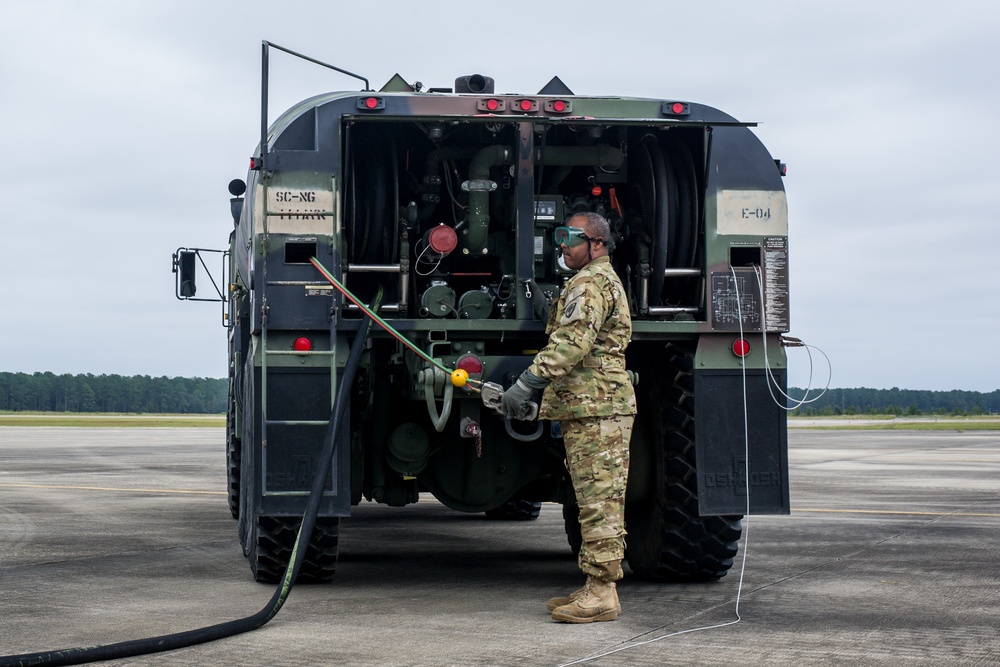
[527,256,636,581]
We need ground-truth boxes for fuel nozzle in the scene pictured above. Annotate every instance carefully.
[451,370,538,421]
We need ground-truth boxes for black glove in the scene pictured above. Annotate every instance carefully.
[526,279,552,321]
[500,370,550,421]
[500,379,534,421]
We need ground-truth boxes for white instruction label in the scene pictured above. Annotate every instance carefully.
[718,190,788,236]
[266,189,334,219]
[257,188,335,234]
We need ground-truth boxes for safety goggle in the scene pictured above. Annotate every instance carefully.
[553,226,597,248]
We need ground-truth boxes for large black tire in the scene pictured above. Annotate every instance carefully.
[225,415,240,520]
[625,343,743,582]
[485,499,542,521]
[245,515,341,584]
[562,503,582,555]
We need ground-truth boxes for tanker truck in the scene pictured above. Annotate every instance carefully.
[174,42,791,584]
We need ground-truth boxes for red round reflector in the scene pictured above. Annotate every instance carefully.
[486,99,499,111]
[293,337,312,352]
[672,102,685,114]
[520,99,532,111]
[732,339,750,358]
[365,97,379,109]
[553,100,566,112]
[591,186,602,197]
[457,355,483,375]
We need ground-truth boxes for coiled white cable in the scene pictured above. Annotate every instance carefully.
[750,264,832,411]
[414,242,444,277]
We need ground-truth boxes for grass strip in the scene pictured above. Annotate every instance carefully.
[789,418,1000,431]
[0,413,224,428]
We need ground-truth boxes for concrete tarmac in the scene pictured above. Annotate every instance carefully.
[0,427,998,666]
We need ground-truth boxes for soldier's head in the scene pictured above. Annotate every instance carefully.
[558,212,611,270]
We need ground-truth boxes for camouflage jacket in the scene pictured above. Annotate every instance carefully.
[527,256,637,420]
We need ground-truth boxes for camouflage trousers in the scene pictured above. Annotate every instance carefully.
[561,414,634,582]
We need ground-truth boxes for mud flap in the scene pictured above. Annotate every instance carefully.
[693,369,790,515]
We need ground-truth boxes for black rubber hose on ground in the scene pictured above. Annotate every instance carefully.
[0,287,384,667]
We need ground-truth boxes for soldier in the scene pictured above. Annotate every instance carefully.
[501,211,636,623]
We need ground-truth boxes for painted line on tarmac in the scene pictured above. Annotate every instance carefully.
[793,507,1000,518]
[0,482,226,496]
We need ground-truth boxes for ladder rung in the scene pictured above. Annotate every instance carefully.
[264,419,330,427]
[345,303,402,312]
[347,264,402,273]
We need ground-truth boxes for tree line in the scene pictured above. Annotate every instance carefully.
[0,372,226,414]
[1,372,997,417]
[789,386,1000,416]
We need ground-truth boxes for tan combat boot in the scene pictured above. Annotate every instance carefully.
[546,585,585,612]
[546,583,621,613]
[550,578,619,623]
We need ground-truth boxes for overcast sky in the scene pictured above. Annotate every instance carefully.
[2,1,998,393]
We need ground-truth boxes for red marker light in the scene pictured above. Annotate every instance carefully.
[591,185,603,197]
[520,99,533,111]
[544,99,571,113]
[662,101,690,116]
[357,96,384,110]
[732,339,750,358]
[293,337,313,352]
[477,98,506,112]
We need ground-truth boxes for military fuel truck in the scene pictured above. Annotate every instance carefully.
[174,42,791,584]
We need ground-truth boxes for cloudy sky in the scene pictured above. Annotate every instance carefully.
[2,1,998,393]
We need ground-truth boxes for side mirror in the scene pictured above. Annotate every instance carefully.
[172,247,228,327]
[177,251,197,297]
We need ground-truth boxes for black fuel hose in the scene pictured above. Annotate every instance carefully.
[643,134,670,306]
[0,287,384,667]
